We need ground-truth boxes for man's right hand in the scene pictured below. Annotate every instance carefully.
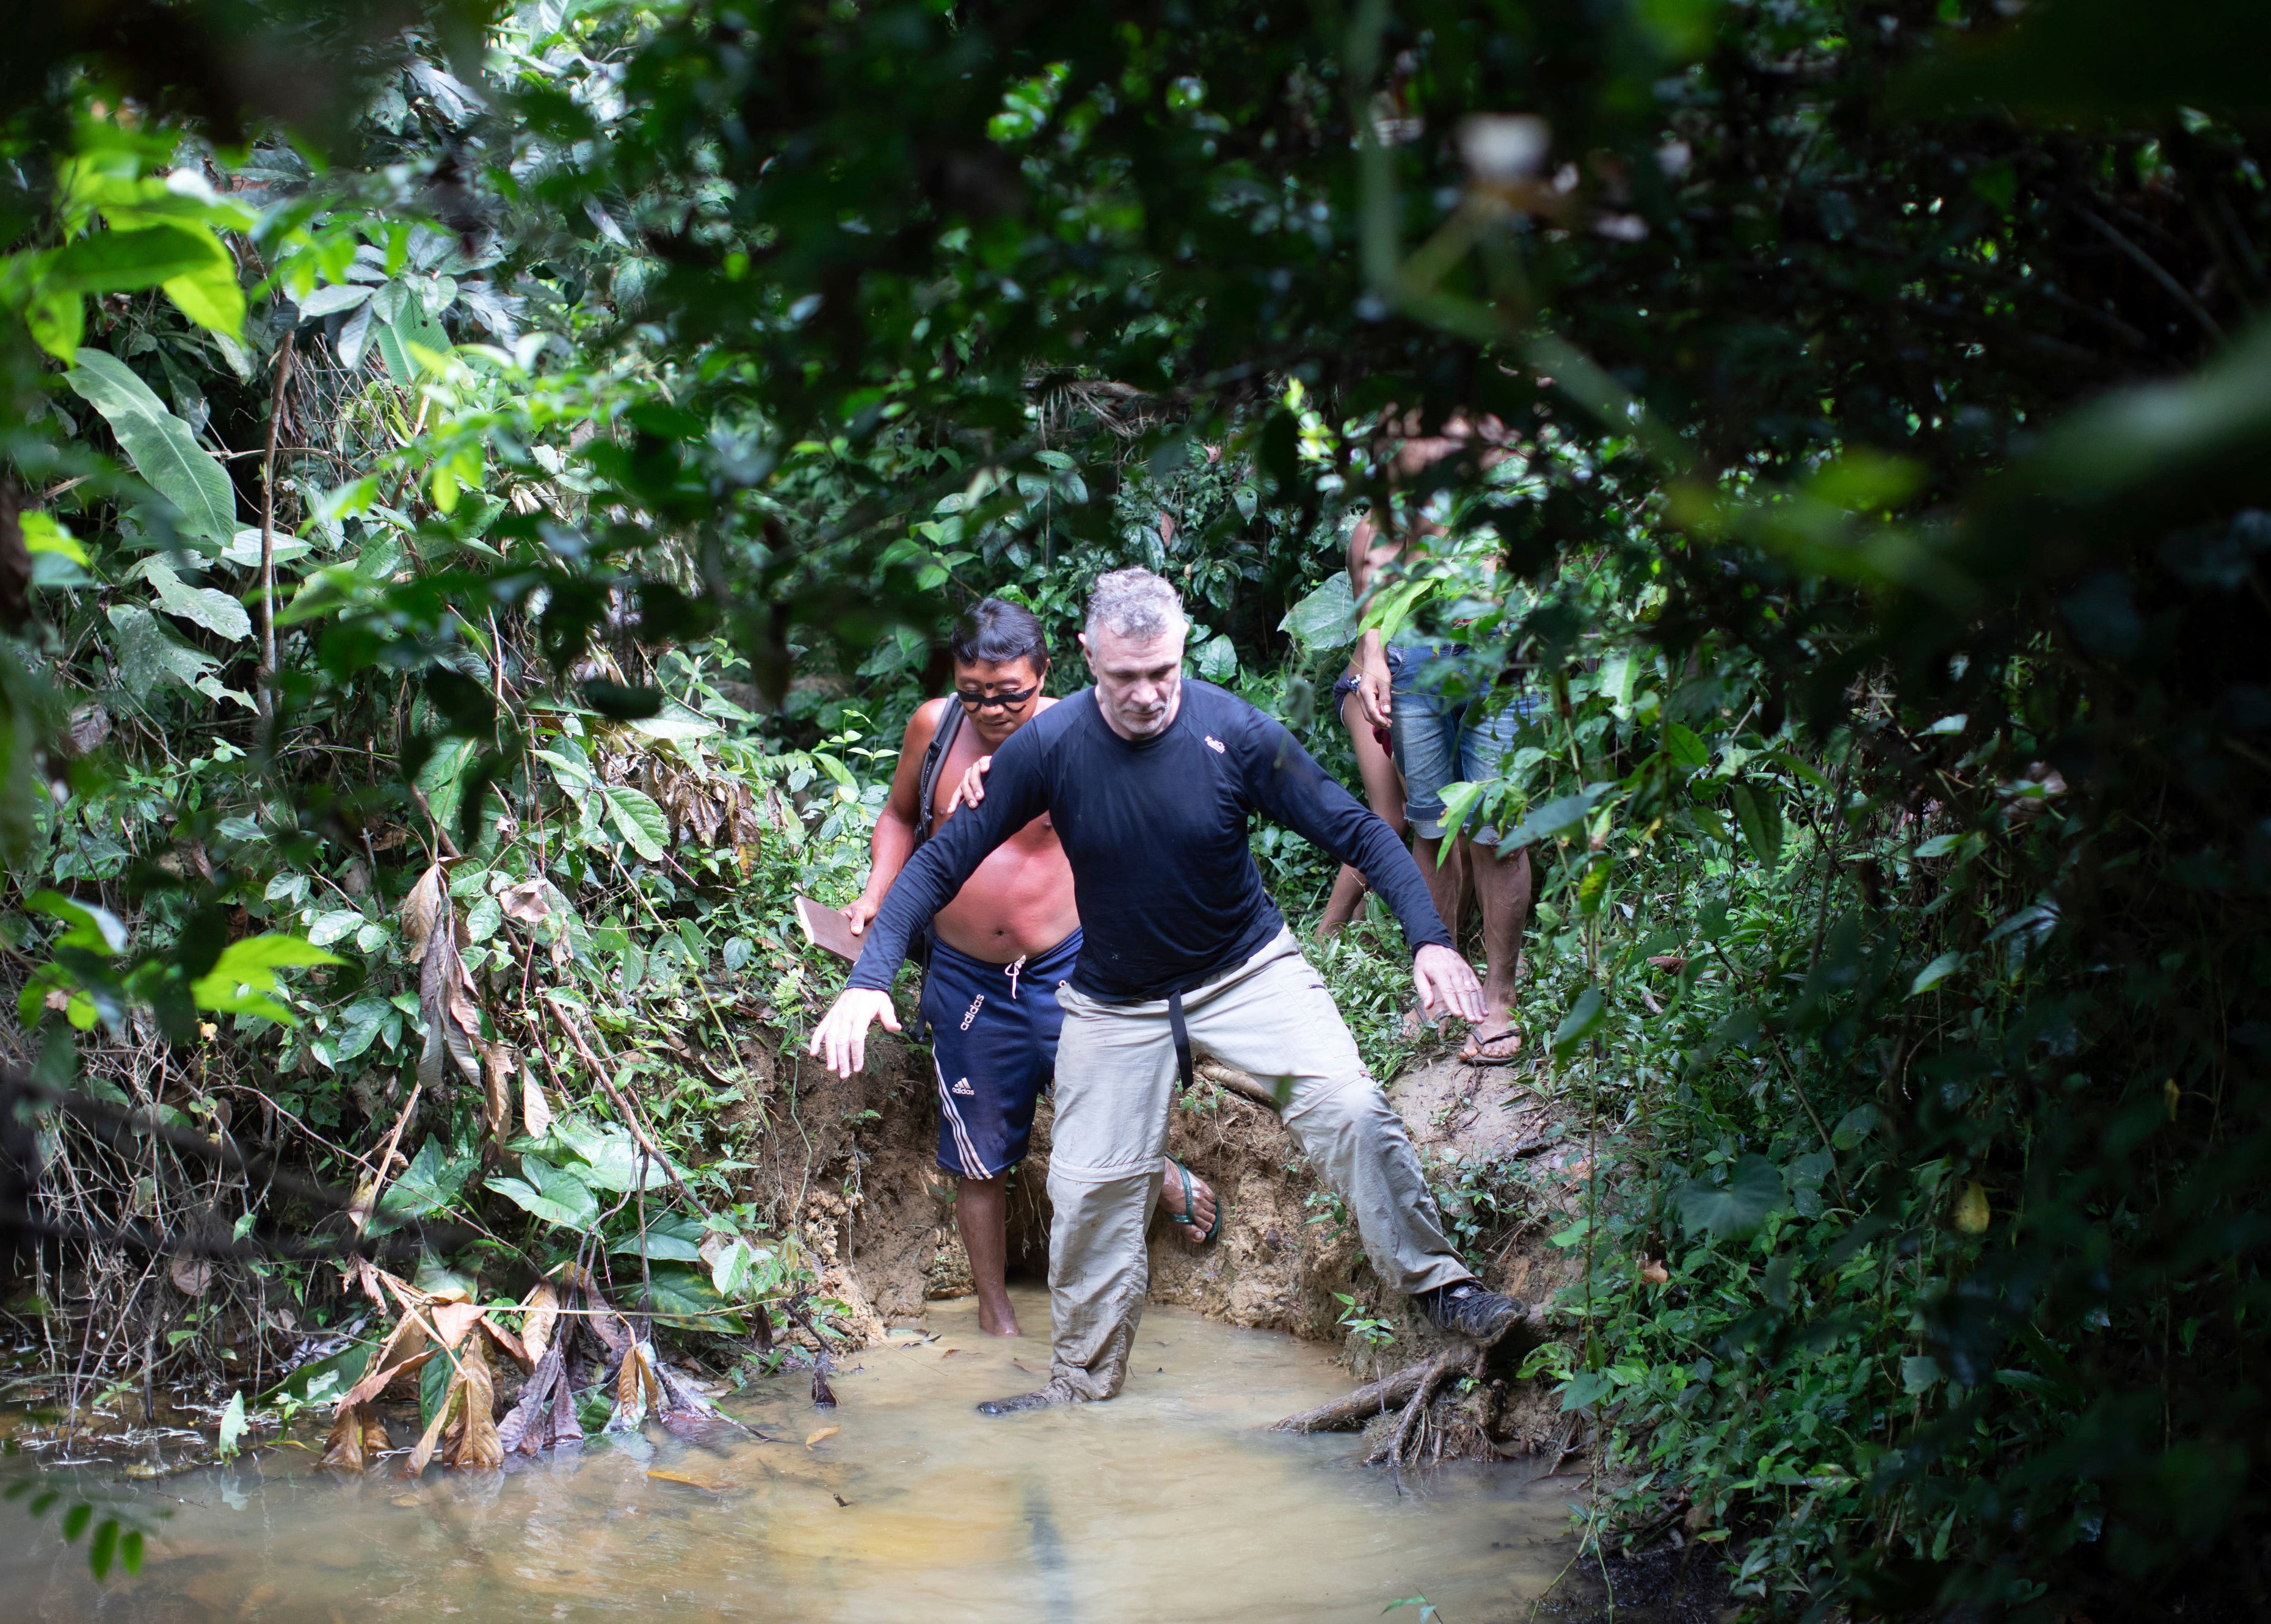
[808,988,902,1078]
[841,896,880,936]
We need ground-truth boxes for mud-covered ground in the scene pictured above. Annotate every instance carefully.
[750,1020,1591,1460]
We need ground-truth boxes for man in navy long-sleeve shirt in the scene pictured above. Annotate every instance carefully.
[812,568,1526,1412]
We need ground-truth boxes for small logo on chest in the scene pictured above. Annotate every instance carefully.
[1203,734,1226,753]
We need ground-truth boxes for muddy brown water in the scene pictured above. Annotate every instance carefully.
[0,1290,1580,1622]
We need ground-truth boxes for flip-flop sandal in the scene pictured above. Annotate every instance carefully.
[1163,1157,1222,1245]
[1459,1029,1525,1067]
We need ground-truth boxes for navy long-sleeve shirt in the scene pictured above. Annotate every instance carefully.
[846,680,1455,1003]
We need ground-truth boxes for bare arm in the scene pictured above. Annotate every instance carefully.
[847,700,945,935]
[1348,514,1398,730]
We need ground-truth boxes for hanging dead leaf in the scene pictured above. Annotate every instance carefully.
[447,1329,503,1469]
[405,1371,461,1477]
[518,1281,560,1366]
[521,1068,554,1138]
[1640,1258,1670,1286]
[399,863,448,966]
[804,1426,838,1448]
[417,901,483,1098]
[321,1402,370,1471]
[480,1041,516,1147]
[170,1255,212,1296]
[479,1315,531,1369]
[606,1341,663,1433]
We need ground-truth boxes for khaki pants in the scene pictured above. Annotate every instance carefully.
[1045,929,1468,1401]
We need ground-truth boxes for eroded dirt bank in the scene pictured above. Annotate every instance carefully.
[750,1025,1587,1455]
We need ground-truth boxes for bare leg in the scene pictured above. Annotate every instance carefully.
[1459,839,1533,1062]
[956,1173,1021,1337]
[1318,692,1409,938]
[1159,1158,1218,1242]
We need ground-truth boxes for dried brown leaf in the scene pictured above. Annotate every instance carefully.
[320,1402,368,1471]
[405,1372,460,1477]
[498,878,551,925]
[448,1330,503,1469]
[169,1255,211,1296]
[400,863,448,966]
[804,1426,838,1448]
[521,1069,555,1138]
[480,1041,515,1147]
[517,1282,560,1366]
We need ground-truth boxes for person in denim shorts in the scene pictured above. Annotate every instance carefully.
[1350,414,1536,1064]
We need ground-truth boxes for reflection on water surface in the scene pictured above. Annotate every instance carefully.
[2,1291,1577,1622]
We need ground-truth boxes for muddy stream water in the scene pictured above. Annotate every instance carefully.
[1,1290,1580,1622]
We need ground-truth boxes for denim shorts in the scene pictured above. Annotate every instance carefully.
[1386,642,1542,844]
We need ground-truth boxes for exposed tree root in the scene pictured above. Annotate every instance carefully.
[1275,1311,1548,1482]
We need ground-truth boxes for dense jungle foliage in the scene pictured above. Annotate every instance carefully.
[3,0,2269,1617]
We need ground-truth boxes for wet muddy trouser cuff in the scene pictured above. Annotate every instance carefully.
[1044,929,1469,1403]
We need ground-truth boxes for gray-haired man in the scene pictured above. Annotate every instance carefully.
[810,568,1524,1412]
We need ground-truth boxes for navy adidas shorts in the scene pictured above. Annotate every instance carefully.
[920,929,1080,1180]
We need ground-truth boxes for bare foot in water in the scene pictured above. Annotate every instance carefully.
[976,1293,1022,1338]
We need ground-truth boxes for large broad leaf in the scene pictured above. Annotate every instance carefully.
[1671,1153,1787,1241]
[1279,570,1362,653]
[190,933,341,1023]
[381,1136,478,1219]
[50,222,220,293]
[65,349,236,541]
[608,1209,708,1262]
[1728,781,1785,865]
[104,605,217,700]
[145,558,252,643]
[1499,786,1607,850]
[603,784,670,862]
[641,1265,743,1333]
[553,1117,675,1193]
[489,1155,600,1231]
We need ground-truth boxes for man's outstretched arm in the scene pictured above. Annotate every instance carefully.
[808,730,1048,1076]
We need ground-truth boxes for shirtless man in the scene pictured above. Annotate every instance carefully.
[846,596,1217,1338]
[1350,413,1536,1064]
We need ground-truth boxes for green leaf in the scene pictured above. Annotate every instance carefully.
[1499,787,1606,849]
[214,1391,247,1459]
[603,784,669,862]
[66,349,236,540]
[191,934,341,1024]
[608,1209,708,1262]
[306,910,368,949]
[26,289,84,361]
[61,1504,92,1542]
[555,1118,675,1193]
[465,895,503,944]
[296,283,372,319]
[51,222,221,294]
[26,890,128,954]
[382,1136,478,1218]
[489,1156,600,1230]
[1909,951,1963,997]
[1552,986,1605,1058]
[19,513,89,565]
[263,1339,371,1404]
[1901,1355,1944,1395]
[641,1264,741,1330]
[1664,721,1709,770]
[1277,571,1360,653]
[106,604,217,700]
[145,559,252,642]
[1728,781,1784,865]
[87,1517,117,1581]
[1671,1153,1786,1241]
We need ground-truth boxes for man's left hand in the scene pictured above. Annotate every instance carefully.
[1412,943,1485,1023]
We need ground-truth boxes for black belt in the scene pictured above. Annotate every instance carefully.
[1168,990,1194,1092]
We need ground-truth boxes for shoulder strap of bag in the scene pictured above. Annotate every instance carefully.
[912,698,965,847]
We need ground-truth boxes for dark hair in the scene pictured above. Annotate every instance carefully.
[948,597,1049,671]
